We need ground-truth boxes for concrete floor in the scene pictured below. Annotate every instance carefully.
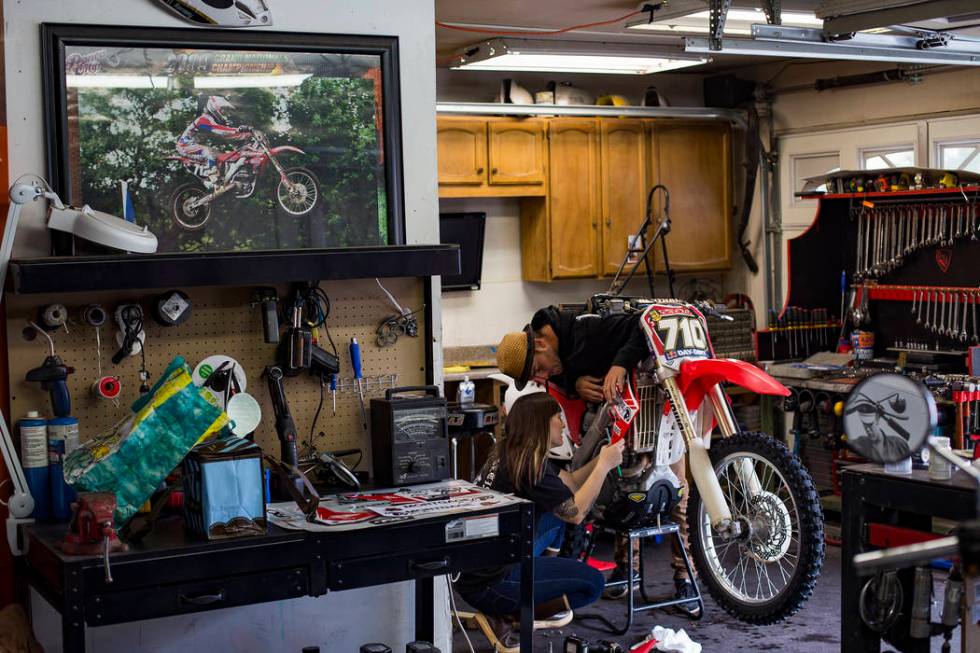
[452,537,962,652]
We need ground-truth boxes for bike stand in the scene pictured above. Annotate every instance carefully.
[578,520,704,636]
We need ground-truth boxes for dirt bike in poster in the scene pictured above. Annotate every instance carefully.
[168,128,321,230]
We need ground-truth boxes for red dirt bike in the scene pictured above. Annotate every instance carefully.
[558,295,825,625]
[167,128,320,230]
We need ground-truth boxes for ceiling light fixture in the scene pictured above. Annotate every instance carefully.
[684,25,980,66]
[627,7,822,36]
[451,38,709,75]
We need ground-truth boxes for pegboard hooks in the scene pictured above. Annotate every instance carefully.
[334,374,399,395]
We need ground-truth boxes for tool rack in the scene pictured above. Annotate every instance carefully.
[757,185,980,360]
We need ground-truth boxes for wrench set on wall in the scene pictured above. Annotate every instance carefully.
[854,200,980,280]
[859,283,980,348]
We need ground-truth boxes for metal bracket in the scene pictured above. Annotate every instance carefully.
[708,0,733,51]
[761,0,781,26]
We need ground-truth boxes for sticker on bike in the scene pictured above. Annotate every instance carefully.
[640,303,712,367]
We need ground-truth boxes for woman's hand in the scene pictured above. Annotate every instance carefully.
[575,375,605,403]
[603,365,628,402]
[598,439,625,472]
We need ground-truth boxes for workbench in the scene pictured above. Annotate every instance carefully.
[21,494,535,652]
[841,464,976,652]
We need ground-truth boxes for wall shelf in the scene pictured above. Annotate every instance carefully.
[8,244,461,294]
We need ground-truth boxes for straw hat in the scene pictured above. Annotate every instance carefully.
[496,326,534,390]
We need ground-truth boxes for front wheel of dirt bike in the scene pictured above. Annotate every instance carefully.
[171,183,211,230]
[276,167,320,216]
[687,431,824,624]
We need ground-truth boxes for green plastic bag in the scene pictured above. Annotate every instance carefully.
[65,357,230,527]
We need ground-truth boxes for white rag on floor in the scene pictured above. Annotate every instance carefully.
[651,626,702,653]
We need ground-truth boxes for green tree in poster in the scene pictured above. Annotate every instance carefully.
[75,73,387,253]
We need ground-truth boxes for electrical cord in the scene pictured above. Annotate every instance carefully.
[436,8,644,36]
[307,375,326,455]
[447,574,476,653]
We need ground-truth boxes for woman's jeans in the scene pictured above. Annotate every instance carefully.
[461,513,604,616]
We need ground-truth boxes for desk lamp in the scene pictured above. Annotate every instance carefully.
[0,175,158,554]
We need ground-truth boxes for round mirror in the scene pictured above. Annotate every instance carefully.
[842,373,936,464]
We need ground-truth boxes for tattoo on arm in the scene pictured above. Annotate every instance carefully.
[554,498,579,520]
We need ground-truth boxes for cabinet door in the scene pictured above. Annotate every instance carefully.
[548,119,600,278]
[437,118,488,186]
[488,120,546,186]
[653,122,732,271]
[600,119,650,276]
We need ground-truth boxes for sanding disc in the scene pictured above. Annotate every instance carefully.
[226,392,262,436]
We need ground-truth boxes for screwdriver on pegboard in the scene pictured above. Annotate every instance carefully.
[349,337,368,430]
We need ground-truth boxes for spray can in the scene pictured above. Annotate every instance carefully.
[456,375,476,405]
[18,411,49,520]
[48,416,79,521]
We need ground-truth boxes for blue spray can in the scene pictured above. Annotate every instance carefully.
[48,416,79,521]
[18,411,49,520]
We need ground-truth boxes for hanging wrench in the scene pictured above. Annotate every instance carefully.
[961,292,969,344]
[973,292,979,344]
[951,293,960,341]
[940,291,949,337]
[910,289,918,319]
[855,209,865,279]
[916,289,925,325]
[924,290,933,331]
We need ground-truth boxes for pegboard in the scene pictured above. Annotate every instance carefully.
[5,278,428,478]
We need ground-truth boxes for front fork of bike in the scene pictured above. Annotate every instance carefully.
[661,375,761,539]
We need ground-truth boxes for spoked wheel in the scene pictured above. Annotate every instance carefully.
[688,431,824,624]
[171,183,211,230]
[277,167,319,216]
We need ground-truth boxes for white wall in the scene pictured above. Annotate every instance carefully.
[440,197,611,347]
[5,1,447,650]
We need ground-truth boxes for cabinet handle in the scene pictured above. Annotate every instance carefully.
[476,167,484,174]
[606,217,612,227]
[179,590,226,605]
[491,167,498,174]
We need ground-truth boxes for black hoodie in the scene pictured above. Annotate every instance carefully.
[531,305,650,397]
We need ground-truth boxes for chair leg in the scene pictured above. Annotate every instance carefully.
[674,530,705,620]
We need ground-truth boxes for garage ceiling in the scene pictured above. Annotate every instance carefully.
[435,0,980,70]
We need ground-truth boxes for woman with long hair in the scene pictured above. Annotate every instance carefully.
[456,392,624,652]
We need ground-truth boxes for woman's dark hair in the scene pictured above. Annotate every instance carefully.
[500,393,561,493]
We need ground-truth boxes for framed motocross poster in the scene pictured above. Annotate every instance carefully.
[42,24,405,255]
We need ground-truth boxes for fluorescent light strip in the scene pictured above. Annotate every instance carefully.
[627,9,823,35]
[684,36,980,66]
[454,53,707,74]
[194,74,312,89]
[67,75,169,89]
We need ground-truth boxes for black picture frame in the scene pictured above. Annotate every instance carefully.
[41,23,406,255]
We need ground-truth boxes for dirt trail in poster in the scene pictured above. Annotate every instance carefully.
[65,45,388,253]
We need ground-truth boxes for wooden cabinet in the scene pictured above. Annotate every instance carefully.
[548,119,600,278]
[435,114,734,281]
[437,117,546,198]
[599,119,651,276]
[436,118,487,186]
[488,121,547,186]
[651,122,732,272]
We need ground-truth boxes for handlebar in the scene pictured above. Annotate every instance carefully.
[853,536,960,575]
[694,301,734,322]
